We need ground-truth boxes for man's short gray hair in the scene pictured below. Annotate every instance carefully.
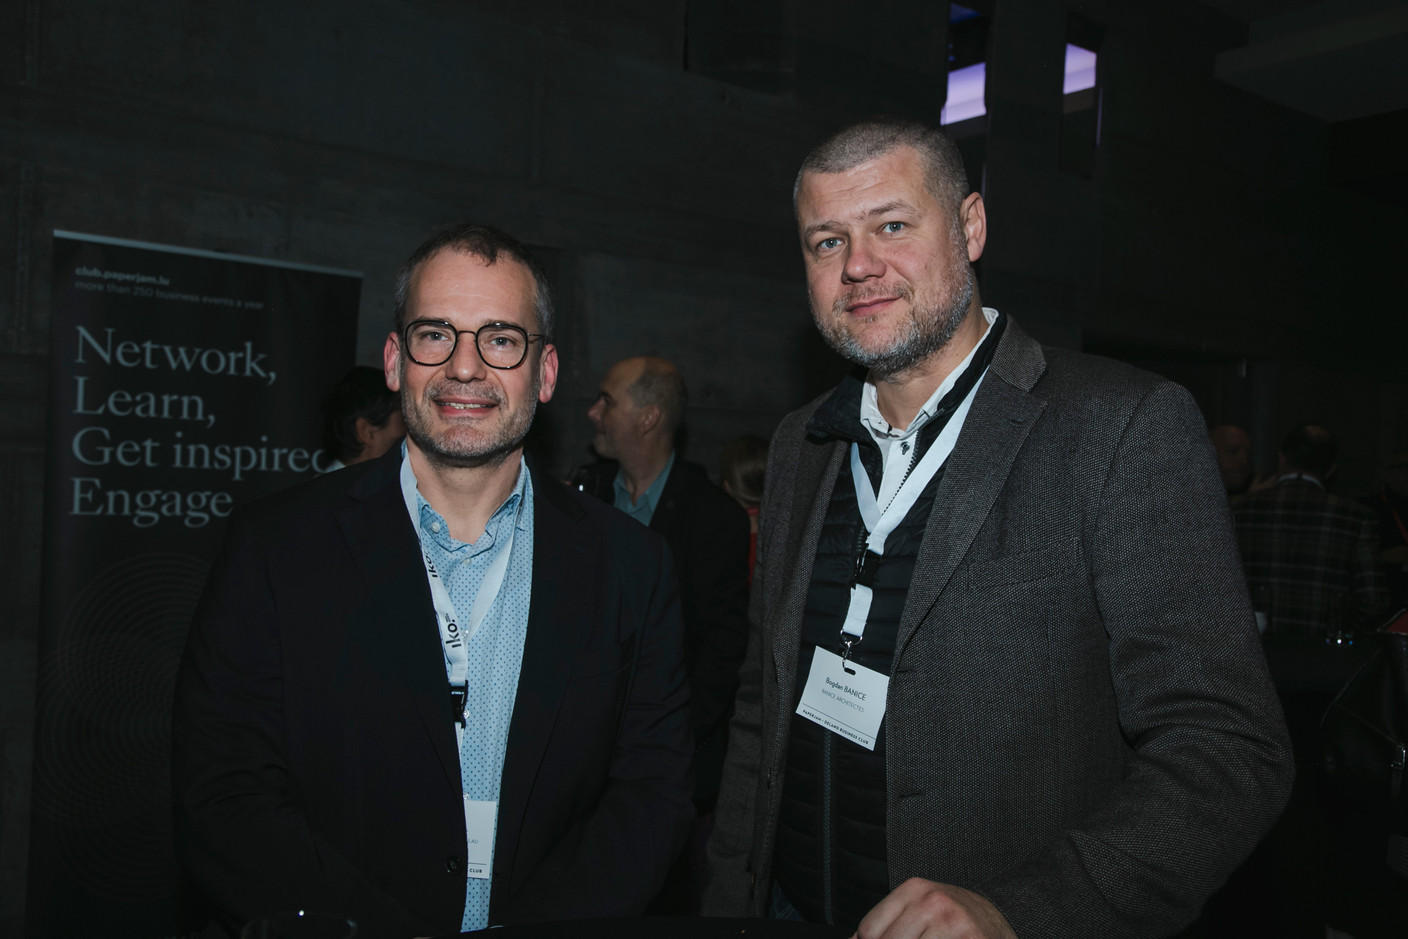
[626,358,688,438]
[392,223,555,341]
[794,117,972,213]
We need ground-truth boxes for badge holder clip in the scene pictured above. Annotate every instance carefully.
[450,685,467,726]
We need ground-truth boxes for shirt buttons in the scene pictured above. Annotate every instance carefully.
[431,521,442,533]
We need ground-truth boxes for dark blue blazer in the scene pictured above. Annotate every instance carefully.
[173,447,694,938]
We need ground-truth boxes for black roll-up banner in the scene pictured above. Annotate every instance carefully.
[30,231,362,937]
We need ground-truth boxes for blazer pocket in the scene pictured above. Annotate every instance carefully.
[964,539,1080,590]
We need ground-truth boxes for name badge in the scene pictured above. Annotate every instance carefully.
[795,647,889,751]
[463,798,497,880]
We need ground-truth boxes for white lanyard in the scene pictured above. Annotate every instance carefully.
[840,370,987,647]
[400,453,523,727]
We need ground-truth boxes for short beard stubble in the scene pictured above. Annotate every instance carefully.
[816,220,977,381]
[399,357,541,471]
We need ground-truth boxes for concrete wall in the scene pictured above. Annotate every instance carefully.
[977,0,1406,485]
[3,0,1404,931]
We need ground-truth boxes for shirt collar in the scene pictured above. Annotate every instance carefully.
[614,450,675,515]
[859,306,1000,445]
[403,440,530,551]
[1276,472,1325,491]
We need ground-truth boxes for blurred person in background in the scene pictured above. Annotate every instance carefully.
[719,433,768,584]
[1362,448,1408,611]
[576,354,750,911]
[320,365,406,470]
[1232,424,1388,638]
[1210,423,1260,496]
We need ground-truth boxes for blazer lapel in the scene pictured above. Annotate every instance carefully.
[896,321,1048,655]
[492,464,591,903]
[339,450,462,796]
[647,459,686,542]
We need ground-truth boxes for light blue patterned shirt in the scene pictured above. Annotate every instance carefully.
[411,455,533,932]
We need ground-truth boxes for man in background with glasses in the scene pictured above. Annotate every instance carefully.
[175,223,694,938]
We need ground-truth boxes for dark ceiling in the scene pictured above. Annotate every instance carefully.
[1203,0,1408,121]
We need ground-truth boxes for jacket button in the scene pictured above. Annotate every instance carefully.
[446,855,462,873]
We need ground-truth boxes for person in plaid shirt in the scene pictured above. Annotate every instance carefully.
[1231,424,1389,637]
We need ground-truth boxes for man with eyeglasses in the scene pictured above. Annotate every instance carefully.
[174,224,693,938]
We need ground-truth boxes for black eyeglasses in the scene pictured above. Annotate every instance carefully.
[402,320,544,370]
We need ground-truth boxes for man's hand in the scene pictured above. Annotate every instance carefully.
[852,877,1017,939]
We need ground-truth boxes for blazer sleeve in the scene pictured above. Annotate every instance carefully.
[982,380,1296,937]
[172,512,441,939]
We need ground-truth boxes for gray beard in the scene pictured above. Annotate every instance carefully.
[819,261,976,380]
[399,368,538,470]
[404,401,535,471]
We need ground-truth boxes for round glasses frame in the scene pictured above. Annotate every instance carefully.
[401,319,545,370]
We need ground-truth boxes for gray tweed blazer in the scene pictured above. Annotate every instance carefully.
[703,316,1294,937]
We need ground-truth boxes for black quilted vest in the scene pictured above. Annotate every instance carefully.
[772,314,1005,928]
